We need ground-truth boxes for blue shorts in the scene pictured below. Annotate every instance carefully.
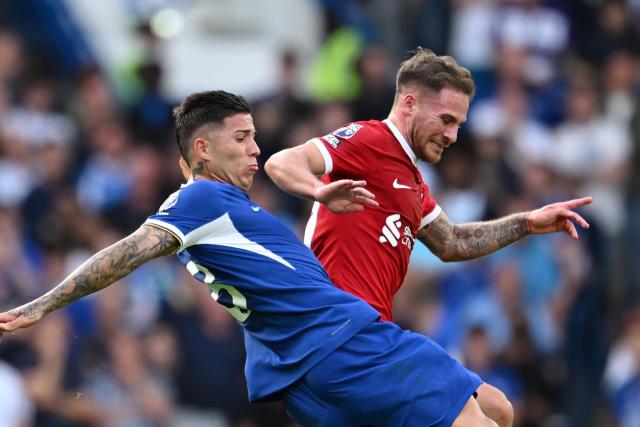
[282,321,482,427]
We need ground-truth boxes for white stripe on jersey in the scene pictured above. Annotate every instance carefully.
[383,119,418,165]
[420,204,442,229]
[310,138,333,174]
[145,218,186,244]
[303,201,321,247]
[166,213,295,270]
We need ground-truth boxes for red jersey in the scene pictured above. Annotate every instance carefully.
[304,119,441,321]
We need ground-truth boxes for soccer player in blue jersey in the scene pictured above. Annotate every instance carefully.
[0,90,499,426]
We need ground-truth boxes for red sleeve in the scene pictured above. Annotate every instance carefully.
[311,123,367,177]
[419,181,441,228]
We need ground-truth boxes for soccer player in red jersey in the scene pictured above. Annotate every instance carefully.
[266,48,592,427]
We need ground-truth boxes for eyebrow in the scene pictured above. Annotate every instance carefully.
[234,129,256,136]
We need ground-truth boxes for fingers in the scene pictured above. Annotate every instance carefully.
[326,180,379,208]
[350,187,375,199]
[0,312,25,332]
[350,188,379,207]
[0,323,11,341]
[555,210,588,239]
[333,179,370,192]
[564,210,590,229]
[348,180,368,188]
[0,313,23,341]
[0,320,17,333]
[560,197,593,209]
[0,313,16,322]
[564,219,579,239]
[357,197,379,207]
[331,179,360,187]
[350,186,376,200]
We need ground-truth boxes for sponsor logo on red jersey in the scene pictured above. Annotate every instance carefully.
[333,123,363,139]
[378,214,415,249]
[324,134,341,149]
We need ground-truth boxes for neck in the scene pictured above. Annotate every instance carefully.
[387,110,411,146]
[189,164,230,188]
[190,159,222,183]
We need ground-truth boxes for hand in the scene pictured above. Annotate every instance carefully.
[314,179,379,214]
[526,197,592,239]
[0,309,42,340]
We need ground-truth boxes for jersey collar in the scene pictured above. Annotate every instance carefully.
[181,176,194,188]
[383,119,418,165]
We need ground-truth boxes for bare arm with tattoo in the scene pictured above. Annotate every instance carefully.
[418,197,592,262]
[0,225,179,337]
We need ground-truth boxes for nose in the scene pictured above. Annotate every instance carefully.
[443,125,458,144]
[248,137,261,157]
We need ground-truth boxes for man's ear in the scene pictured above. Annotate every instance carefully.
[193,137,210,159]
[401,93,417,113]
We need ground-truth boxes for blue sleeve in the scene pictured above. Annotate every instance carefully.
[144,181,225,250]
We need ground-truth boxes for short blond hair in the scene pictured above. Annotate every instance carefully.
[395,48,475,101]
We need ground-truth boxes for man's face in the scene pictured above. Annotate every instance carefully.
[407,87,469,164]
[203,113,260,191]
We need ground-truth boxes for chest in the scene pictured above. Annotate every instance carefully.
[366,161,425,223]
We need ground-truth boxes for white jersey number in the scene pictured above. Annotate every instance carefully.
[185,261,252,323]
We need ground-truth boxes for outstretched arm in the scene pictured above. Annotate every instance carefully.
[0,225,179,337]
[265,141,378,213]
[418,197,592,262]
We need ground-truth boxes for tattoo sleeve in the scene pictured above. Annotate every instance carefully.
[14,225,179,321]
[418,211,530,262]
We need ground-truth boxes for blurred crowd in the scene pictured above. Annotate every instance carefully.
[0,0,640,426]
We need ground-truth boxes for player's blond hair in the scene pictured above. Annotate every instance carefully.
[394,48,475,102]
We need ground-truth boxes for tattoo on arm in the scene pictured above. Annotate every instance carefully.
[15,225,179,321]
[419,212,529,262]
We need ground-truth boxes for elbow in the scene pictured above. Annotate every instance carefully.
[264,154,282,181]
[437,253,455,263]
[429,247,460,262]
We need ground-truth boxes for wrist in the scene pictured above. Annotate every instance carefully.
[311,182,325,202]
[523,212,533,234]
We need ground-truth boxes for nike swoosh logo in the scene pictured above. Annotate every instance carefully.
[251,206,261,212]
[392,178,414,190]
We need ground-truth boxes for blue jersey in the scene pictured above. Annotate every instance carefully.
[145,180,380,401]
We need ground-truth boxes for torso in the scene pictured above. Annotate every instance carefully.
[306,120,440,321]
[146,180,380,401]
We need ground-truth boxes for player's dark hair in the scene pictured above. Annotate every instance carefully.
[395,47,475,101]
[173,90,251,163]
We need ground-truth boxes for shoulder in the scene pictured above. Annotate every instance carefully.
[324,120,390,146]
[157,180,231,215]
[337,120,387,137]
[177,179,233,200]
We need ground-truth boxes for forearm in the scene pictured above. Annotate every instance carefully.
[451,213,530,259]
[12,226,177,320]
[14,245,136,320]
[265,148,324,200]
[422,212,531,262]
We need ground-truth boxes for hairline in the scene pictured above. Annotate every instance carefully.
[393,83,470,106]
[184,112,252,156]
